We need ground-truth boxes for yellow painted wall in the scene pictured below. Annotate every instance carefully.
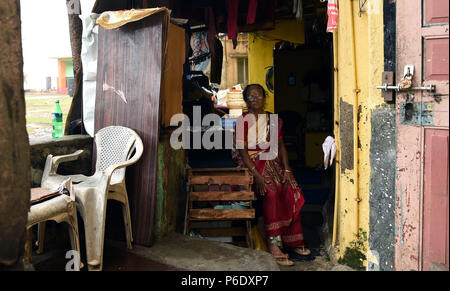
[248,19,305,113]
[333,0,384,261]
[247,1,386,266]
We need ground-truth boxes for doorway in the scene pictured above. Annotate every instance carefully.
[273,31,335,254]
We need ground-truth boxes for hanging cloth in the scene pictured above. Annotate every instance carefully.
[205,6,217,55]
[247,0,258,24]
[322,136,337,169]
[227,0,239,49]
[210,37,223,84]
[190,31,211,72]
[326,0,339,32]
[293,0,303,21]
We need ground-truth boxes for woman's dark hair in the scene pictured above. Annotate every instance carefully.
[242,84,267,103]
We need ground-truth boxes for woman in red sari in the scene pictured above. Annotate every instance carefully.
[233,84,311,266]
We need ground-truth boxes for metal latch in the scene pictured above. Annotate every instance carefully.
[377,66,436,102]
[377,84,436,92]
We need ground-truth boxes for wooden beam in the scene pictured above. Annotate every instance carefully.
[190,191,254,201]
[190,209,255,221]
[194,227,247,237]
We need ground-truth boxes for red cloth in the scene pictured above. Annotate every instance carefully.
[327,0,338,32]
[205,6,216,55]
[227,0,239,48]
[247,0,258,24]
[233,113,306,247]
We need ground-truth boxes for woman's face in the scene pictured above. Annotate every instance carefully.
[246,86,265,112]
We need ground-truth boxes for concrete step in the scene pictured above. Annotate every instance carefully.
[110,232,280,271]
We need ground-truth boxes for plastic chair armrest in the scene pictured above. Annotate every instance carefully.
[50,150,84,174]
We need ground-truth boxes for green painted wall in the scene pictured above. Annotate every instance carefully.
[65,60,74,77]
[154,131,187,242]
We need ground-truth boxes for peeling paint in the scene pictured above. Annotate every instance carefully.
[399,102,434,126]
[340,99,354,173]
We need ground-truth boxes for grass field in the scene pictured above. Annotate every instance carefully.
[25,94,72,136]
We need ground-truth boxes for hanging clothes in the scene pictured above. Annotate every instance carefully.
[326,0,339,32]
[205,6,217,56]
[227,0,239,49]
[247,0,258,24]
[204,5,223,84]
[322,136,337,169]
[210,37,223,84]
[190,31,210,72]
[293,0,303,21]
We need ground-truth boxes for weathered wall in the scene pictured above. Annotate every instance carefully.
[0,0,30,268]
[334,0,397,270]
[367,0,397,271]
[368,105,396,270]
[29,135,93,187]
[248,19,305,113]
[394,0,449,271]
[154,131,187,242]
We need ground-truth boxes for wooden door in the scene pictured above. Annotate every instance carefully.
[395,0,449,270]
[423,129,449,270]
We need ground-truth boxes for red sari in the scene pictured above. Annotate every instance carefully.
[233,112,306,247]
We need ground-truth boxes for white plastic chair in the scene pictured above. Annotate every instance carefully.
[26,178,82,270]
[40,126,144,271]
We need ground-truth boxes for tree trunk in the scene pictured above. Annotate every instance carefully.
[0,0,31,268]
[64,0,84,135]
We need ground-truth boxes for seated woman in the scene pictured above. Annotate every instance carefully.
[233,84,311,266]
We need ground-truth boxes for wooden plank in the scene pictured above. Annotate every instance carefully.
[189,167,250,173]
[194,227,247,237]
[190,191,254,201]
[189,175,253,185]
[95,12,168,246]
[160,23,185,127]
[190,171,249,177]
[190,209,255,220]
[189,172,250,178]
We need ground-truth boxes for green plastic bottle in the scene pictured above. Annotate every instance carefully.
[52,100,63,138]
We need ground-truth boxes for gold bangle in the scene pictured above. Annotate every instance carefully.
[284,169,292,173]
[250,166,256,172]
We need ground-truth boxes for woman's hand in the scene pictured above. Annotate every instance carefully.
[283,169,294,183]
[254,173,267,196]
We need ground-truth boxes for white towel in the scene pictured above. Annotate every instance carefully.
[322,136,337,169]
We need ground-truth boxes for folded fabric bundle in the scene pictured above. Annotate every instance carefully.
[30,178,72,205]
